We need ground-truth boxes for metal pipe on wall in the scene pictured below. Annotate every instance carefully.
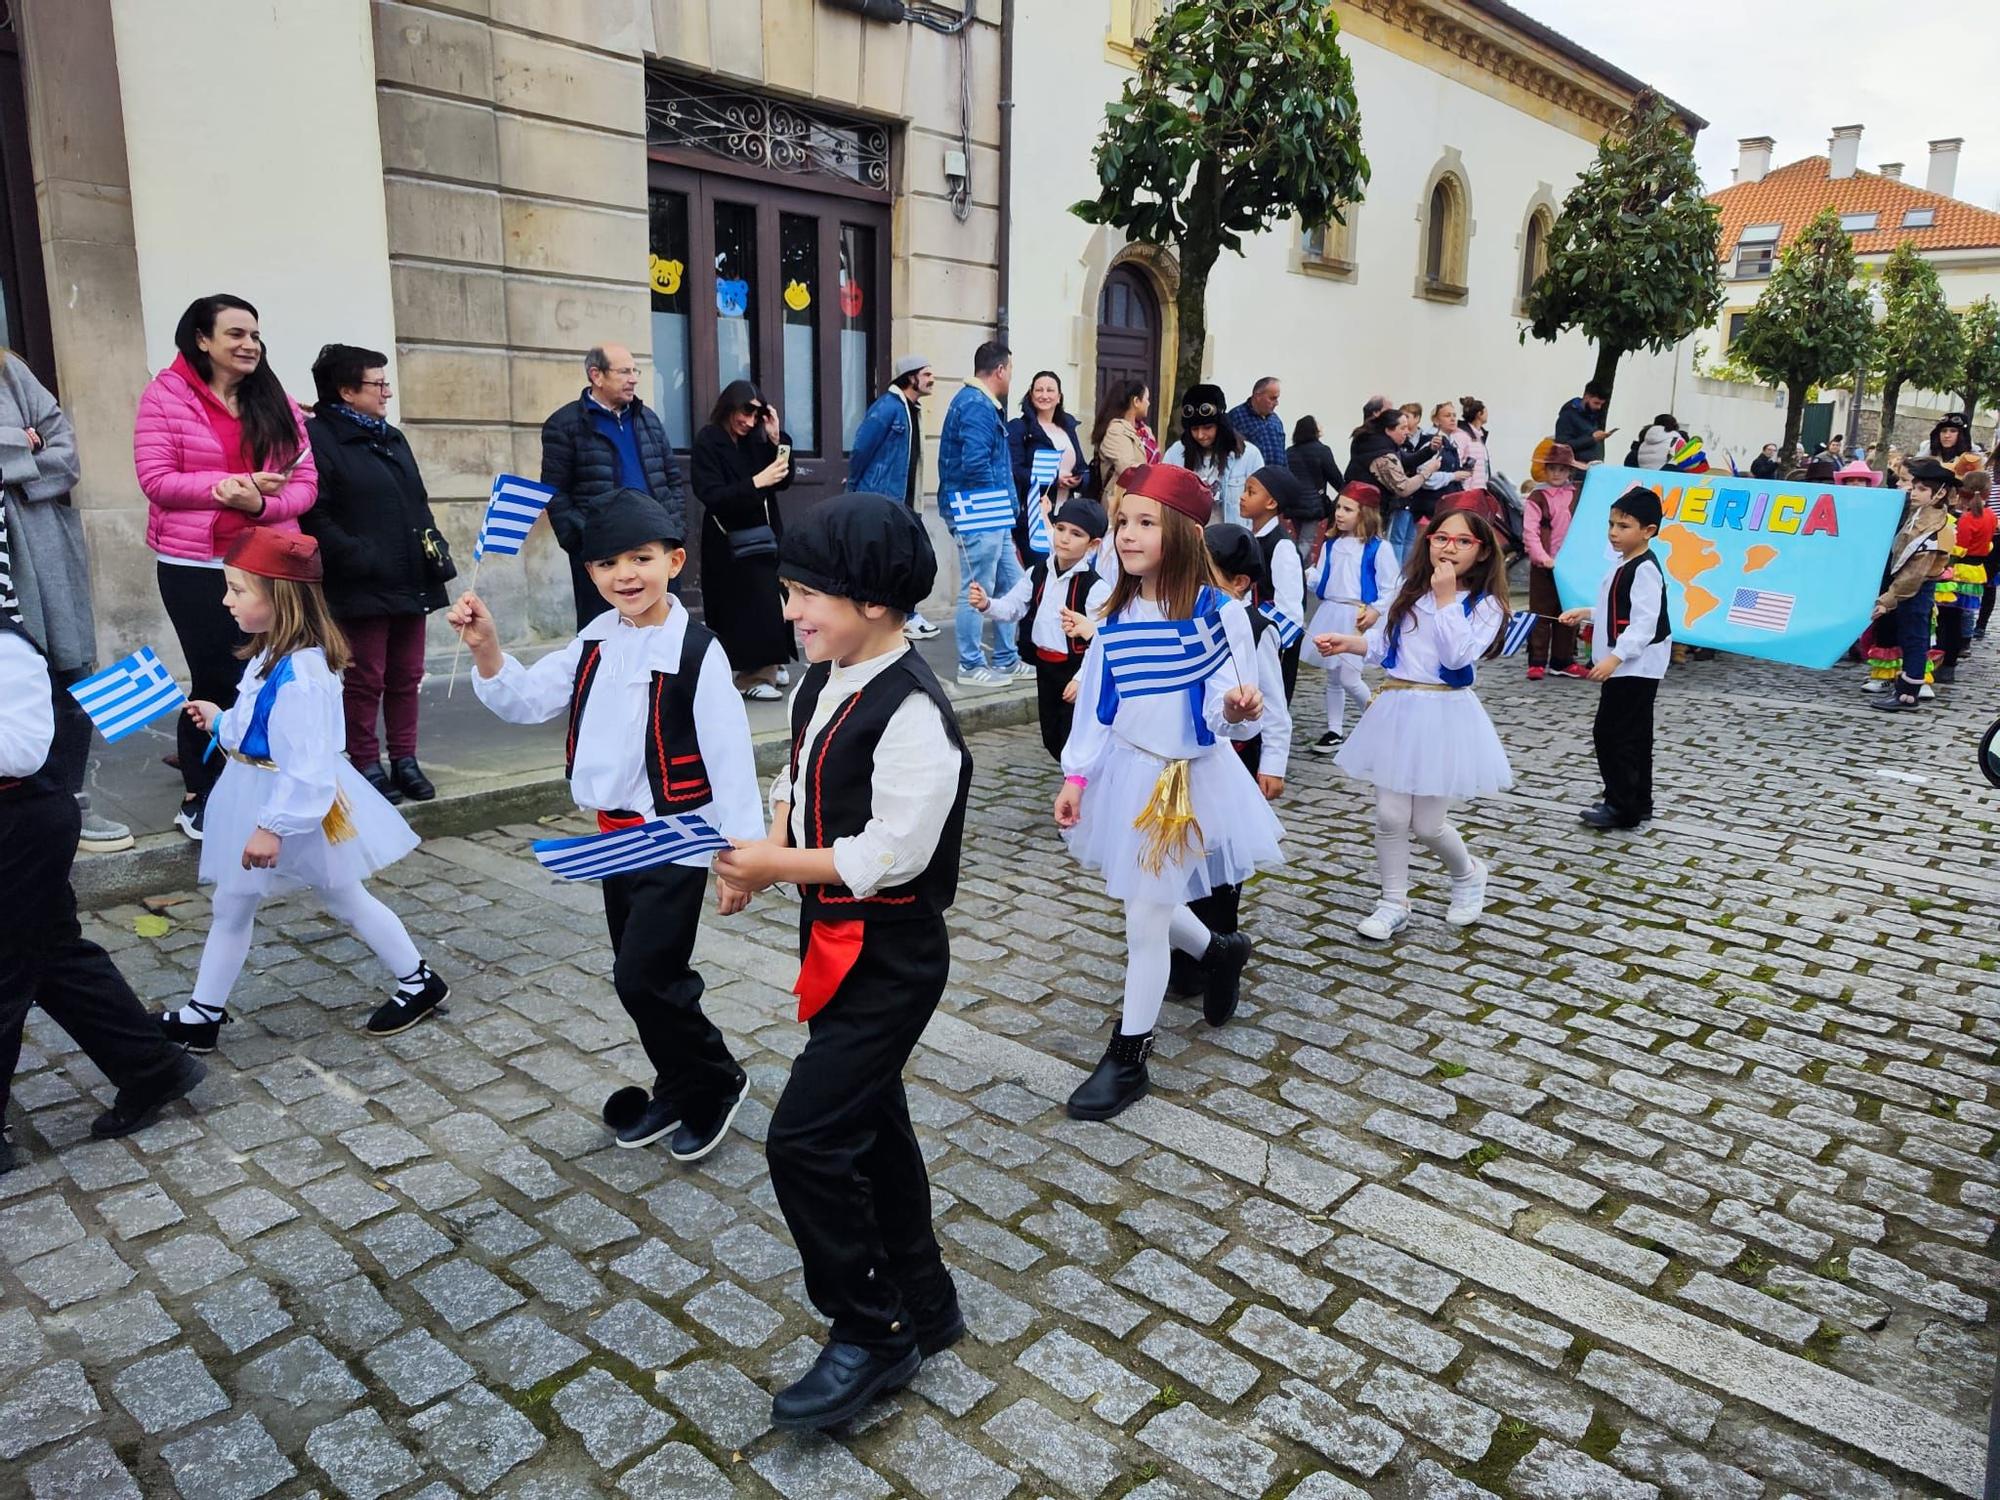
[996,0,1014,344]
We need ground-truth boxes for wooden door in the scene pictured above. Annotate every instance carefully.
[1095,264,1161,412]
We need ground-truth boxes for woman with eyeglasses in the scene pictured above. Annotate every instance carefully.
[1163,384,1261,525]
[300,344,450,804]
[691,380,795,700]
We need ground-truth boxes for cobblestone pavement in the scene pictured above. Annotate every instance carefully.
[4,647,1996,1499]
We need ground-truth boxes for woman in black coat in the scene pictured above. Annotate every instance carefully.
[691,380,795,699]
[300,344,449,803]
[1006,370,1088,557]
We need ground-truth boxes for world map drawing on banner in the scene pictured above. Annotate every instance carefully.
[1555,465,1905,670]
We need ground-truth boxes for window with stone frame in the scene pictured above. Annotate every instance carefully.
[1106,0,1163,64]
[1298,208,1357,279]
[1418,169,1470,303]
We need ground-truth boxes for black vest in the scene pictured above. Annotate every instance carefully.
[0,617,62,802]
[565,619,716,815]
[788,650,971,924]
[1610,552,1672,646]
[1018,558,1100,659]
[1252,524,1286,606]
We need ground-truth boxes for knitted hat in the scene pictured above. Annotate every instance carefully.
[1120,463,1213,526]
[778,491,937,612]
[1052,498,1108,539]
[1202,523,1264,590]
[224,527,322,583]
[581,489,682,560]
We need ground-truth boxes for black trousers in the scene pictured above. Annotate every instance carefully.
[48,665,92,799]
[1594,676,1659,820]
[157,561,247,799]
[768,916,954,1355]
[602,861,742,1120]
[1033,654,1083,762]
[0,791,184,1120]
[1279,639,1301,705]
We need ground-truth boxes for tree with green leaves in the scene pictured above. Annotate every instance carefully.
[1872,241,1963,457]
[1070,0,1369,430]
[1730,209,1874,458]
[1957,296,2000,426]
[1520,90,1722,408]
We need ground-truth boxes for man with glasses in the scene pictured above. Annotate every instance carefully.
[542,344,686,628]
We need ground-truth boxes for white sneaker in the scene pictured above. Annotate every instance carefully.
[741,682,783,702]
[904,615,941,640]
[955,666,1008,688]
[1005,661,1036,681]
[1861,679,1888,694]
[775,665,791,687]
[1357,903,1409,941]
[1446,859,1488,927]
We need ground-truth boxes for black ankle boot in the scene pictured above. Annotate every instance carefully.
[1066,1029,1153,1121]
[391,757,436,801]
[1201,931,1252,1027]
[1166,951,1204,996]
[360,761,404,804]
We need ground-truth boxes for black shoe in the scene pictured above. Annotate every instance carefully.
[1579,802,1641,830]
[158,1006,230,1053]
[91,1052,207,1139]
[1165,951,1204,996]
[360,762,404,805]
[1310,730,1341,755]
[1065,1029,1152,1121]
[366,964,449,1037]
[616,1093,684,1150]
[1201,931,1252,1028]
[174,795,207,842]
[391,756,436,802]
[771,1341,921,1430]
[669,1078,748,1162]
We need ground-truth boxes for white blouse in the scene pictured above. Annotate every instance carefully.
[1062,594,1264,774]
[1363,591,1504,685]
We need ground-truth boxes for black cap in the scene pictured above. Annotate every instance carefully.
[1905,457,1955,488]
[779,492,936,612]
[1052,498,1108,539]
[1609,485,1662,530]
[581,489,681,561]
[1203,522,1264,589]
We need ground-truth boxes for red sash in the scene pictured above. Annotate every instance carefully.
[794,919,865,1022]
[596,810,647,834]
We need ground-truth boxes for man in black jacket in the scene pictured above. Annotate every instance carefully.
[541,344,686,627]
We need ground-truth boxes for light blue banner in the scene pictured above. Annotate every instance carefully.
[1554,465,1904,669]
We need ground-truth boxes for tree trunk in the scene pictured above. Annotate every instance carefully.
[1780,381,1808,457]
[1591,342,1624,409]
[1876,377,1904,461]
[1170,257,1212,450]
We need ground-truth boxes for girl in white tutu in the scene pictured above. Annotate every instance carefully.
[1305,479,1401,754]
[159,528,444,1052]
[1054,464,1283,1121]
[1315,507,1513,943]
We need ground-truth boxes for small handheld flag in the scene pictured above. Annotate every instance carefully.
[1499,610,1538,658]
[1024,451,1062,555]
[1257,601,1304,650]
[1025,503,1052,556]
[69,647,188,743]
[1029,449,1062,489]
[533,814,732,881]
[1099,610,1231,698]
[944,487,1017,536]
[475,474,557,560]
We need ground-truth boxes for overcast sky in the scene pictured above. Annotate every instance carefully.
[1514,2,1995,210]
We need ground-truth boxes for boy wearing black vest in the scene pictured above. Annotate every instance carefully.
[452,489,763,1161]
[1559,486,1670,830]
[0,619,206,1171]
[715,493,972,1431]
[968,497,1110,760]
[1241,466,1308,704]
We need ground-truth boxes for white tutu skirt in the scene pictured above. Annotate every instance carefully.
[1064,742,1284,904]
[199,758,420,897]
[1306,599,1359,666]
[1335,687,1513,799]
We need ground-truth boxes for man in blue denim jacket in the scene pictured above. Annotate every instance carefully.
[936,341,1029,687]
[846,355,941,639]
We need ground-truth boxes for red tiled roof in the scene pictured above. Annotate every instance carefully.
[1709,156,2000,261]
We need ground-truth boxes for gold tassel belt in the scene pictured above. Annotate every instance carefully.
[1376,679,1464,694]
[1131,758,1203,875]
[220,748,358,844]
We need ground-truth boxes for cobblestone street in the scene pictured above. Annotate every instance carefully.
[3,647,1995,1499]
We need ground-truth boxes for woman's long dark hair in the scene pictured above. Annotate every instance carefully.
[174,294,298,469]
[1091,378,1148,447]
[1459,397,1486,429]
[1379,508,1511,659]
[708,379,768,432]
[1179,416,1243,468]
[1291,415,1321,448]
[1020,370,1069,427]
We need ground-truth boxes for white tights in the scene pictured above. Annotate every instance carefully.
[1323,654,1372,735]
[1120,900,1212,1035]
[1373,790,1474,908]
[191,882,422,1012]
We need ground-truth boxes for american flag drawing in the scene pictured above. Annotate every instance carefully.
[1100,609,1232,698]
[532,814,731,880]
[68,647,187,743]
[475,474,558,560]
[1499,610,1538,658]
[944,487,1017,536]
[1256,601,1304,650]
[1725,587,1795,632]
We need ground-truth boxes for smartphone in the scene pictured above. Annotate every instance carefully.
[776,444,792,465]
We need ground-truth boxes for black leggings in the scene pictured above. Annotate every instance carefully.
[156,561,247,799]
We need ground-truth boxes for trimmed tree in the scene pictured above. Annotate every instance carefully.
[1958,295,2000,427]
[1070,0,1369,433]
[1520,90,1723,408]
[1731,209,1874,458]
[1873,241,1963,456]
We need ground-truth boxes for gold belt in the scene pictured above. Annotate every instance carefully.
[223,748,280,769]
[221,748,358,844]
[1377,679,1463,694]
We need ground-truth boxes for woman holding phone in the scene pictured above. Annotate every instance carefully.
[690,380,795,700]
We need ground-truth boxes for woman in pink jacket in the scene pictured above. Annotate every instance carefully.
[136,294,317,839]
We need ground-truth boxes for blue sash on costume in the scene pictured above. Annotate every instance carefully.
[1094,584,1226,748]
[1381,593,1482,687]
[240,656,296,760]
[1359,537,1382,607]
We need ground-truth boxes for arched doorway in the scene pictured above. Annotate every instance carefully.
[1096,264,1161,417]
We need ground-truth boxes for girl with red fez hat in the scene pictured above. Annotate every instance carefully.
[158,527,445,1052]
[1304,480,1399,753]
[1053,463,1284,1122]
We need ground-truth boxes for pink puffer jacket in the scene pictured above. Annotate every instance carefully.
[135,357,317,561]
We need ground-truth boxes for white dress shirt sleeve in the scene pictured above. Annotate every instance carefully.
[0,632,55,777]
[1608,561,1665,667]
[1436,593,1503,670]
[1372,540,1403,603]
[472,637,585,725]
[983,571,1035,625]
[830,692,961,898]
[1253,627,1291,778]
[1061,636,1112,777]
[691,638,766,841]
[1271,536,1305,623]
[258,657,341,836]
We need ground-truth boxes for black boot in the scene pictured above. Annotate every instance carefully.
[771,1340,920,1430]
[361,762,404,805]
[391,756,437,801]
[1165,951,1204,996]
[1201,931,1252,1027]
[1066,1029,1153,1121]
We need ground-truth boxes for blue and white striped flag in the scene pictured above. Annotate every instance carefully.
[1099,609,1232,698]
[475,474,557,560]
[1257,601,1304,650]
[68,647,187,743]
[533,814,732,881]
[1025,450,1062,555]
[944,487,1016,536]
[1499,609,1538,658]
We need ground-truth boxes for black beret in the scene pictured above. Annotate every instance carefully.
[1203,522,1264,589]
[581,488,681,561]
[1052,498,1108,539]
[1250,463,1310,518]
[1609,485,1662,529]
[1905,457,1955,488]
[779,492,936,612]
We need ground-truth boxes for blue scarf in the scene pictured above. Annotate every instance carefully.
[327,402,388,438]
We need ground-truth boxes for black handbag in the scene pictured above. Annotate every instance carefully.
[716,519,778,560]
[418,526,457,585]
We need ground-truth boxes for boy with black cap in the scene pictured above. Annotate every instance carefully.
[1239,464,1308,703]
[1557,485,1670,829]
[448,488,763,1161]
[968,496,1111,760]
[715,491,972,1431]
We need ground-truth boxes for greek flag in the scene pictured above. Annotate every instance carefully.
[533,814,732,881]
[68,647,187,743]
[475,474,557,560]
[1257,601,1304,650]
[1099,609,1231,698]
[1025,450,1062,555]
[1499,610,1538,658]
[944,487,1016,536]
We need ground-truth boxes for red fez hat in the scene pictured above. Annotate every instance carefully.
[1120,463,1213,526]
[224,527,323,582]
[1338,480,1383,507]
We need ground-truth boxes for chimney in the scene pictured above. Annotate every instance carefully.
[1736,136,1775,185]
[1828,124,1862,180]
[1927,138,1963,198]
[1879,162,1903,181]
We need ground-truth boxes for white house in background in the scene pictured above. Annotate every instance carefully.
[1005,0,1721,483]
